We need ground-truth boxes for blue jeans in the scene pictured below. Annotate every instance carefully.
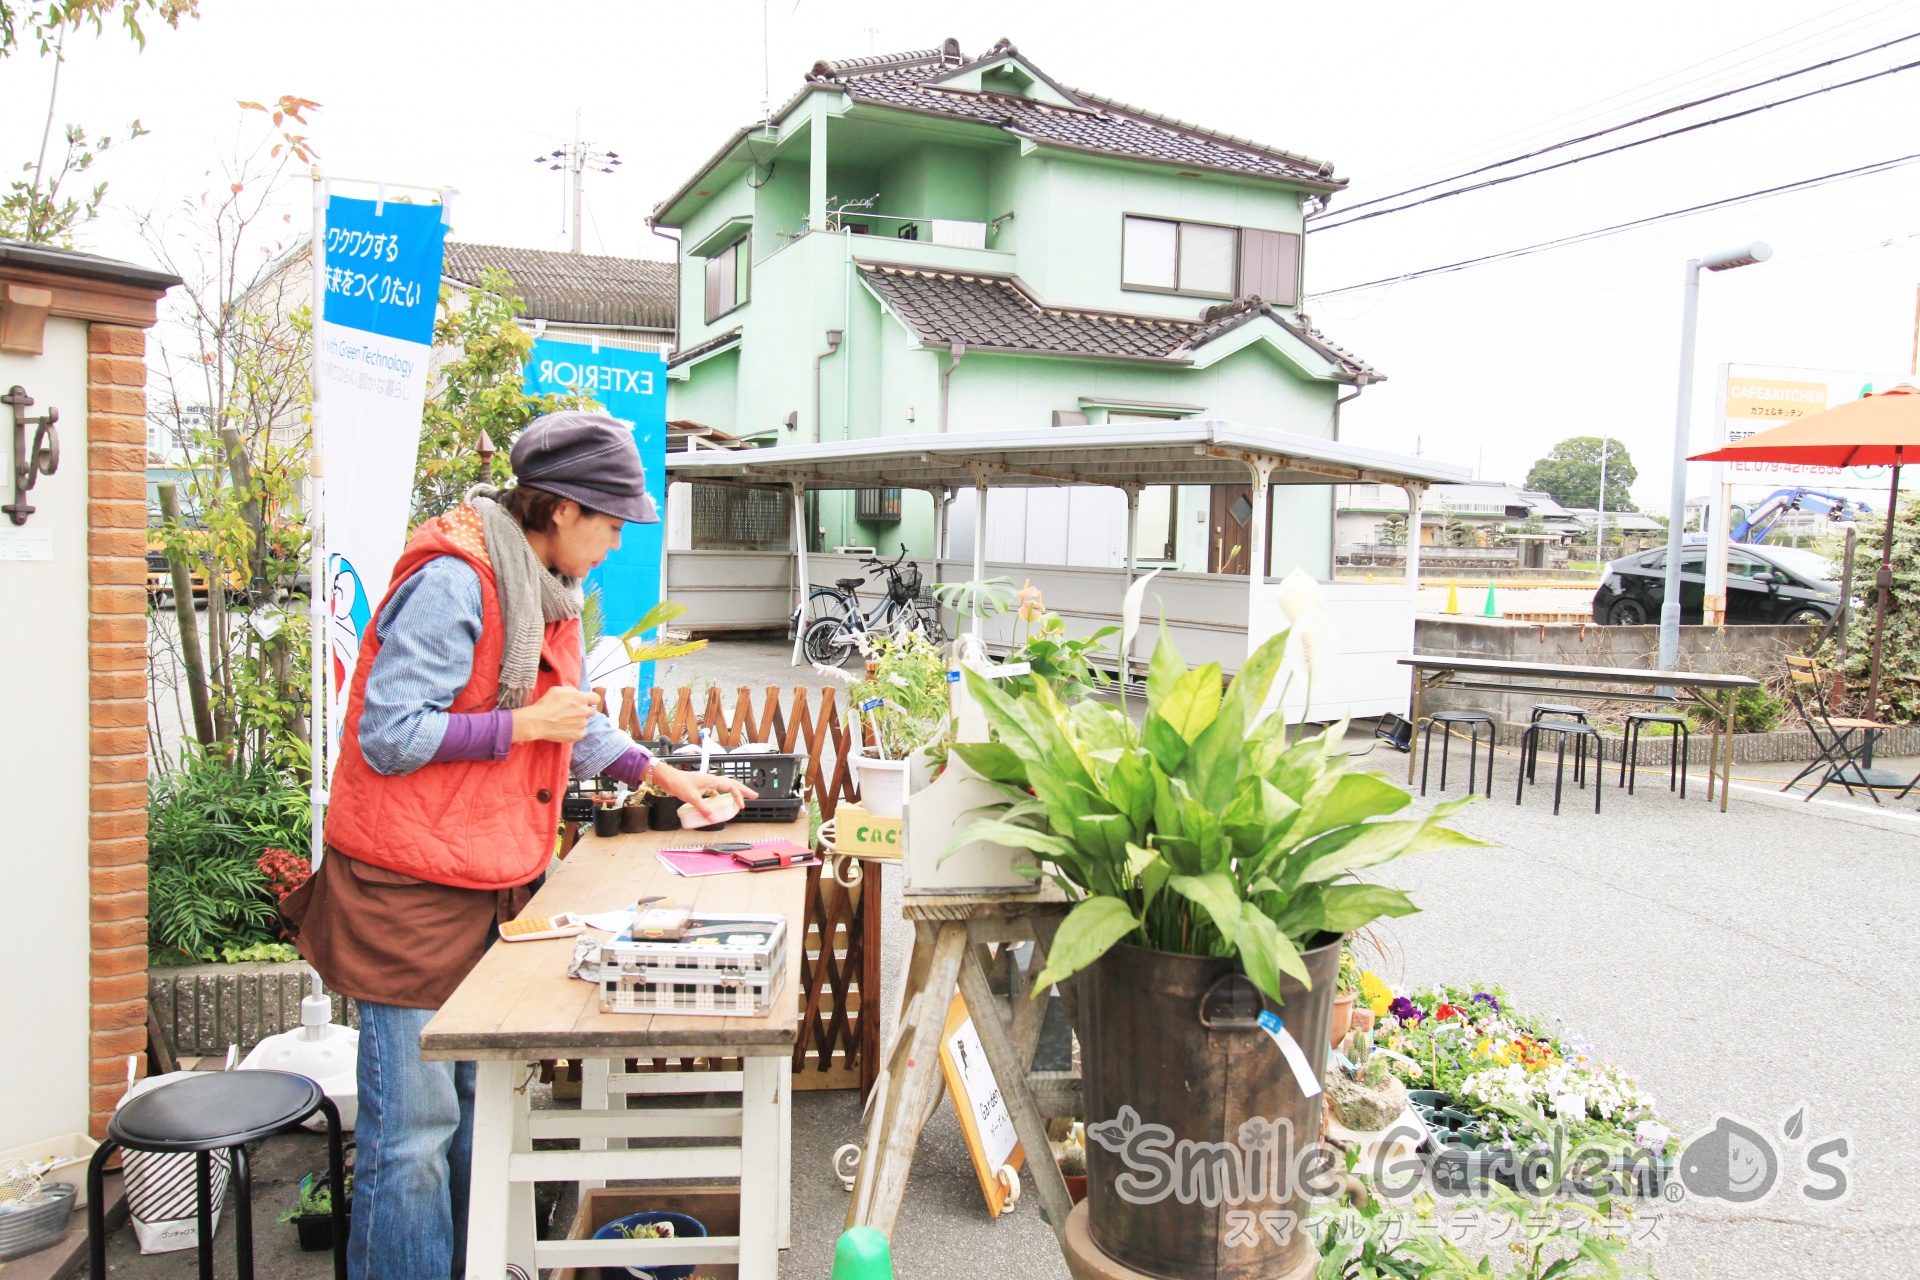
[350,1001,475,1280]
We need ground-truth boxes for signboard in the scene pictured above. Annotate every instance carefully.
[523,339,668,636]
[938,993,1025,1218]
[833,803,902,860]
[317,193,449,774]
[1716,364,1920,495]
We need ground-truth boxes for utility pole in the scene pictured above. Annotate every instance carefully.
[1596,433,1608,566]
[535,110,621,255]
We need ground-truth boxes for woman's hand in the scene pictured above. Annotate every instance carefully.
[649,759,758,823]
[511,686,598,744]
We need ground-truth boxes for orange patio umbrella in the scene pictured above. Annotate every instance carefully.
[1690,383,1920,715]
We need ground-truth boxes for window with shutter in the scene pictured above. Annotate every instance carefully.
[702,237,750,323]
[1238,228,1300,306]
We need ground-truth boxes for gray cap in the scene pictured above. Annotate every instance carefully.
[510,410,659,524]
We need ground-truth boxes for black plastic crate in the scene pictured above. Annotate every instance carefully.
[738,795,805,824]
[657,749,805,799]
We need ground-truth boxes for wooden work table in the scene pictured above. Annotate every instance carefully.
[423,817,807,1280]
[421,819,808,1062]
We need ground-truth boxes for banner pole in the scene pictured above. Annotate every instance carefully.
[308,168,328,871]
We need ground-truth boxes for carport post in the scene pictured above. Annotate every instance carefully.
[791,484,811,666]
[970,474,988,637]
[1246,462,1272,657]
[1403,483,1426,784]
[1122,484,1140,676]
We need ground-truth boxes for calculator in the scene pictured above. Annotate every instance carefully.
[499,912,588,942]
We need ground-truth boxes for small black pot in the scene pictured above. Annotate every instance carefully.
[592,805,623,838]
[621,802,651,834]
[648,791,682,831]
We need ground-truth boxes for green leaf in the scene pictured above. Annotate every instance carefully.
[952,741,1030,785]
[1168,872,1242,946]
[1030,896,1140,989]
[1236,906,1311,1002]
[1227,626,1290,723]
[948,819,1073,860]
[1309,883,1420,933]
[1181,683,1246,813]
[1145,619,1185,715]
[1142,714,1190,775]
[1289,772,1411,844]
[1158,663,1224,743]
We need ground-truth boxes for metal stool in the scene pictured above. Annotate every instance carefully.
[1419,711,1495,797]
[1517,721,1603,814]
[1525,703,1591,784]
[88,1070,346,1280]
[1622,712,1689,798]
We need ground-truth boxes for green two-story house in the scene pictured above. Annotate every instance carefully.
[652,37,1376,578]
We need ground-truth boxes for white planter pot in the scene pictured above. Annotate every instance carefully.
[852,752,911,819]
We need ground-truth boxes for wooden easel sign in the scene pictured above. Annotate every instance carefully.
[937,992,1026,1217]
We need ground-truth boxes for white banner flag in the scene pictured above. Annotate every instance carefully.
[314,189,449,778]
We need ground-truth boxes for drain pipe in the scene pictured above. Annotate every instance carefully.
[938,342,967,433]
[1332,372,1369,441]
[811,329,843,444]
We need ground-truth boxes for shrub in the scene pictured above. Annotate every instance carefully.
[149,750,309,963]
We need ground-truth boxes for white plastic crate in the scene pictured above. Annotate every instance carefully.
[598,912,788,1017]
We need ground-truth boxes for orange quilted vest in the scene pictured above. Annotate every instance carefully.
[324,505,579,890]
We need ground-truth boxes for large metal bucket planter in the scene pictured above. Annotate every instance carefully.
[1080,935,1342,1280]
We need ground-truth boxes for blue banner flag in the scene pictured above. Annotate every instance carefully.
[319,197,448,345]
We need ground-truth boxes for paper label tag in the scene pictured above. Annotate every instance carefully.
[989,661,1031,678]
[946,670,961,683]
[1256,1010,1323,1099]
[860,697,883,712]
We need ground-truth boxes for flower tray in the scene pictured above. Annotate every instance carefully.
[1408,1092,1672,1198]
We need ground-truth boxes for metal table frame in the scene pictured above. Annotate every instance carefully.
[1399,655,1762,812]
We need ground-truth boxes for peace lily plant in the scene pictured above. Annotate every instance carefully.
[953,572,1484,1003]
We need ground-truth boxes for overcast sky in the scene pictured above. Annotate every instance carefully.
[7,0,1920,511]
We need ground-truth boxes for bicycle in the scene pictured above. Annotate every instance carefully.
[794,545,947,667]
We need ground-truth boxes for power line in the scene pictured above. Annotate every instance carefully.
[1308,150,1920,299]
[1313,30,1920,231]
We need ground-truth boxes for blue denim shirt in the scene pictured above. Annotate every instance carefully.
[358,555,634,779]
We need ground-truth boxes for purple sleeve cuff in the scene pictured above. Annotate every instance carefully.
[603,745,655,787]
[430,710,514,763]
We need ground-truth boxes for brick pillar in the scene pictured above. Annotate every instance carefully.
[87,323,153,1136]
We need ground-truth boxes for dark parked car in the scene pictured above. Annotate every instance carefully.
[1592,542,1840,626]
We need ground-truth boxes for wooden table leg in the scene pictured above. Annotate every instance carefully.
[956,942,1074,1245]
[1721,687,1735,812]
[465,1059,516,1280]
[739,1055,784,1280]
[846,921,968,1236]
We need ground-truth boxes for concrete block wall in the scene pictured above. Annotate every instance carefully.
[1412,618,1806,728]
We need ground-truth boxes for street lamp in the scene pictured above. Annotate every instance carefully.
[1657,242,1771,671]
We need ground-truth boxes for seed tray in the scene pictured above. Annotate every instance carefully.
[598,911,788,1017]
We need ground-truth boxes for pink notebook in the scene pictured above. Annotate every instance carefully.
[655,841,818,878]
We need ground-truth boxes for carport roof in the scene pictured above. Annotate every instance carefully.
[664,420,1470,491]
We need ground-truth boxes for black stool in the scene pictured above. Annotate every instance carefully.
[1621,712,1690,798]
[1517,721,1603,814]
[88,1070,346,1280]
[1525,703,1592,784]
[1419,711,1495,797]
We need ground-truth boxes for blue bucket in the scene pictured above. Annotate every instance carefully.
[592,1211,707,1280]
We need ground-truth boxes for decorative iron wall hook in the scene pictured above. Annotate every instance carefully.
[4,385,60,527]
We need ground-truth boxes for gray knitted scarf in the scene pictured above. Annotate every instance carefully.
[468,486,583,709]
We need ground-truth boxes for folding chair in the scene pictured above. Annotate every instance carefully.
[1780,655,1894,803]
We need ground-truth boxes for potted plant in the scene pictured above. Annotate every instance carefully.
[848,630,950,819]
[281,1166,350,1252]
[643,782,681,832]
[1332,943,1362,1049]
[953,595,1480,1280]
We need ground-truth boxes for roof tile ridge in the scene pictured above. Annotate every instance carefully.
[809,46,956,81]
[1061,88,1336,176]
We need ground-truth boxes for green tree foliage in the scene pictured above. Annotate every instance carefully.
[1833,498,1920,722]
[412,268,598,525]
[1525,437,1637,512]
[0,1,194,244]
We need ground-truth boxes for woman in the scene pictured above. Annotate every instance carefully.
[285,411,753,1280]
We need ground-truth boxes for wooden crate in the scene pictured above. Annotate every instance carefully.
[555,1185,741,1280]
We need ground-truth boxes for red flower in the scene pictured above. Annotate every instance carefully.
[257,847,312,902]
[1436,1003,1465,1021]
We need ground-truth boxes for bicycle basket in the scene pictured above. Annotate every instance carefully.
[890,561,922,603]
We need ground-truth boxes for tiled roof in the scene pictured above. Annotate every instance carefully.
[856,262,1375,380]
[667,327,742,369]
[807,40,1341,190]
[442,242,676,330]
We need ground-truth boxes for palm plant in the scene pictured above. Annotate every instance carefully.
[953,624,1482,1001]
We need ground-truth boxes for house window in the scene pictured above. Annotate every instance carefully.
[855,488,902,523]
[691,483,786,549]
[1123,216,1233,298]
[1238,227,1301,306]
[703,235,750,323]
